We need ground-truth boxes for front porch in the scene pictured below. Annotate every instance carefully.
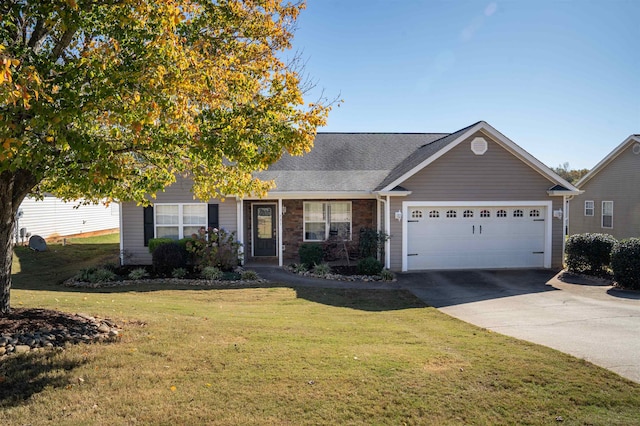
[240,199,381,267]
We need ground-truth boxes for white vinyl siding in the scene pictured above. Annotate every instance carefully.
[304,202,352,241]
[584,200,594,216]
[602,201,613,229]
[15,196,119,242]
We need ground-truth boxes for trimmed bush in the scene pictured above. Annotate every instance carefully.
[76,267,117,283]
[299,243,323,266]
[359,228,388,259]
[357,256,384,275]
[148,238,175,254]
[313,263,331,276]
[172,267,188,279]
[128,267,149,280]
[186,227,242,271]
[291,263,308,274]
[240,270,259,280]
[565,233,617,275]
[379,269,394,281]
[202,266,223,280]
[611,238,640,289]
[152,242,187,276]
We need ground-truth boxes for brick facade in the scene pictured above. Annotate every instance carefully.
[281,199,376,264]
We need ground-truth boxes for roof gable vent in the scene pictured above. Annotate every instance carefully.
[633,143,640,155]
[471,137,488,155]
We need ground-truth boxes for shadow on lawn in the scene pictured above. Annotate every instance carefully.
[294,287,427,312]
[0,351,86,408]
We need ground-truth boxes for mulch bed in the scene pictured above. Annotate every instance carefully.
[0,308,89,335]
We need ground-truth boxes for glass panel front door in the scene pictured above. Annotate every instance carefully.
[253,205,276,256]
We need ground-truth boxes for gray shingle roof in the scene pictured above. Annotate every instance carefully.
[256,133,447,192]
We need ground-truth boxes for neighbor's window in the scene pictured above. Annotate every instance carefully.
[155,204,207,240]
[304,202,352,241]
[584,200,594,216]
[602,201,613,228]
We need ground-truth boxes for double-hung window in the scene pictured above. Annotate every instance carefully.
[602,201,613,229]
[584,200,594,216]
[155,204,207,239]
[304,202,352,241]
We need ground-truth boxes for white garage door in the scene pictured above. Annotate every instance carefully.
[406,205,547,270]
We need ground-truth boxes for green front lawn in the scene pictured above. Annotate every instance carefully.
[3,239,639,425]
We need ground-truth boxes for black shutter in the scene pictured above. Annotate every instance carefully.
[143,206,154,247]
[208,204,219,230]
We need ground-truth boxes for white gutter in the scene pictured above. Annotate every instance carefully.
[118,202,124,265]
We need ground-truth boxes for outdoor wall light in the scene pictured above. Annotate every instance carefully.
[395,210,402,221]
[553,209,563,219]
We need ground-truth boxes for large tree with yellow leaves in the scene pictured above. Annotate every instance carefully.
[0,0,329,313]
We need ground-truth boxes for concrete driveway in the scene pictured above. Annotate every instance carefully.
[398,269,640,383]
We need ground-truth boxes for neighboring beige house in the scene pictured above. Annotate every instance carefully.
[569,134,640,240]
[120,121,580,271]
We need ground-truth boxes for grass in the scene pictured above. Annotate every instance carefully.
[3,237,640,425]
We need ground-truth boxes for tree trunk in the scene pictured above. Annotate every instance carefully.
[0,170,38,314]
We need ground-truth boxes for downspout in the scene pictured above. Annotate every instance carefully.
[118,202,124,265]
[278,198,283,267]
[563,195,574,267]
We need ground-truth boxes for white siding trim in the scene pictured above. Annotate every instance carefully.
[385,196,391,269]
[237,199,244,265]
[278,198,283,267]
[401,200,553,271]
[576,135,640,187]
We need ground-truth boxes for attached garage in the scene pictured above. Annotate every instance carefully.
[402,201,552,270]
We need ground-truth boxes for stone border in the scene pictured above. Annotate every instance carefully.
[1,313,120,358]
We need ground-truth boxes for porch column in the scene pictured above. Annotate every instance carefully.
[385,195,391,269]
[237,198,244,265]
[278,198,283,267]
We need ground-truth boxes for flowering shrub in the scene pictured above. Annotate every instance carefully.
[186,227,242,272]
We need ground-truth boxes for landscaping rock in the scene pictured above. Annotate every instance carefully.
[0,308,122,360]
[14,345,31,354]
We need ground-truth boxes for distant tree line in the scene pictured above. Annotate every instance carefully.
[552,162,589,184]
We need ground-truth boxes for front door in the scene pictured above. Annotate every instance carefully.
[253,204,277,256]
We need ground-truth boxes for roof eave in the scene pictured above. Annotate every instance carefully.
[259,191,377,200]
[373,190,413,197]
[575,134,640,188]
[547,189,583,196]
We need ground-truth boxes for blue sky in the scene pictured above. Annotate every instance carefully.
[290,0,639,170]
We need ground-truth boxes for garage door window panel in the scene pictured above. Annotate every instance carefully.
[446,210,457,218]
